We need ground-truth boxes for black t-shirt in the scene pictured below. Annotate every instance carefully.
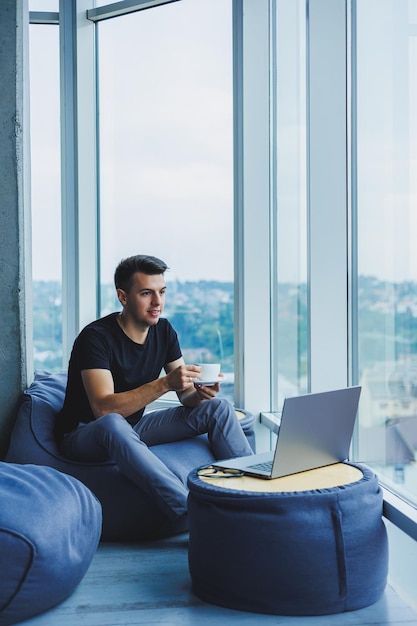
[56,313,182,439]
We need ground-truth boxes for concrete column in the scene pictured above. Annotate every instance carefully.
[0,0,32,457]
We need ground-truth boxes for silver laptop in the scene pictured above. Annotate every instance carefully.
[213,386,361,479]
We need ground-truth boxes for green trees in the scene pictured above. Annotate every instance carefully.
[33,276,417,377]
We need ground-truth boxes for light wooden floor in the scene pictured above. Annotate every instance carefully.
[18,533,417,626]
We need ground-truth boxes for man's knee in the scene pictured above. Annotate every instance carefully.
[207,397,235,420]
[96,412,131,436]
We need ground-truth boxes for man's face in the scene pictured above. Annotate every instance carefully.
[118,272,166,327]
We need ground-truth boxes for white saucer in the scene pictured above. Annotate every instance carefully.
[194,376,223,386]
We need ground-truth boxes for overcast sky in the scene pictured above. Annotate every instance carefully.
[29,0,417,285]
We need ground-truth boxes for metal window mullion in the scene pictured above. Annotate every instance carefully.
[233,0,244,408]
[60,0,98,363]
[29,11,59,25]
[76,1,99,330]
[60,0,79,363]
[269,0,279,412]
[234,0,272,450]
[307,0,349,392]
[86,0,181,22]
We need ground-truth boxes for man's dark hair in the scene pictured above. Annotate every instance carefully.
[114,255,168,292]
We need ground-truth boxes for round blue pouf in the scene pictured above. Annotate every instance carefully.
[0,462,102,625]
[187,462,388,616]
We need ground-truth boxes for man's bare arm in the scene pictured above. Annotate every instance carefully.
[82,358,202,419]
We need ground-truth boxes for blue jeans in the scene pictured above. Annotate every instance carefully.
[60,398,253,520]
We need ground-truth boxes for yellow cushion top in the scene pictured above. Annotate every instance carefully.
[198,462,363,493]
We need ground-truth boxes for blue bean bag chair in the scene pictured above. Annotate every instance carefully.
[5,371,255,541]
[0,461,101,626]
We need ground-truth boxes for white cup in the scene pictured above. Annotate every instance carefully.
[195,363,221,382]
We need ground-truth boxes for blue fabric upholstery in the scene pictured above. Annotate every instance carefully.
[0,461,101,626]
[5,371,254,541]
[187,463,388,616]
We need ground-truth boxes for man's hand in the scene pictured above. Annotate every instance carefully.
[165,364,201,392]
[194,379,222,401]
[164,362,224,406]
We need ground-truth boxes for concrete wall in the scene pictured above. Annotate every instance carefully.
[0,0,32,458]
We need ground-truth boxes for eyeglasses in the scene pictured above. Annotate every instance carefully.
[197,465,244,479]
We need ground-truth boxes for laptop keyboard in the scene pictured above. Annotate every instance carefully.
[247,460,273,472]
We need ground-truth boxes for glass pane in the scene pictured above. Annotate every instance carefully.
[273,0,308,407]
[29,24,63,372]
[29,0,59,10]
[98,0,234,400]
[356,0,417,505]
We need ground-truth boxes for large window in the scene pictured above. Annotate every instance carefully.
[97,0,234,400]
[29,20,62,372]
[356,0,417,505]
[27,1,417,530]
